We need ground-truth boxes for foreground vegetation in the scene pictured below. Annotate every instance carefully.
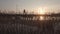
[0,13,60,34]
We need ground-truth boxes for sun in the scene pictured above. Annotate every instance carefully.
[38,7,46,14]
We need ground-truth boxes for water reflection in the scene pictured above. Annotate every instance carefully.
[20,15,60,21]
[40,16,45,20]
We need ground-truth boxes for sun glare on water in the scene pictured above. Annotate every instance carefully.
[37,7,48,20]
[40,16,44,20]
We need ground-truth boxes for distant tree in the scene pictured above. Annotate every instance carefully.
[0,10,1,13]
[24,9,25,13]
[0,10,1,14]
[23,9,26,14]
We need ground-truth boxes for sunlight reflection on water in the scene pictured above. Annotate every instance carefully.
[39,16,45,20]
[20,15,60,21]
[39,16,60,21]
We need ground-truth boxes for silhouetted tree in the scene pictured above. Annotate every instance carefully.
[23,9,26,14]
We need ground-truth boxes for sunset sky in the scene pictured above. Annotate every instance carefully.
[0,0,60,14]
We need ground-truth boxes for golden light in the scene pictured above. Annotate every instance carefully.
[40,16,44,20]
[37,7,46,14]
[37,7,48,20]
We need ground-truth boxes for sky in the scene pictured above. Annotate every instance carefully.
[0,0,60,13]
